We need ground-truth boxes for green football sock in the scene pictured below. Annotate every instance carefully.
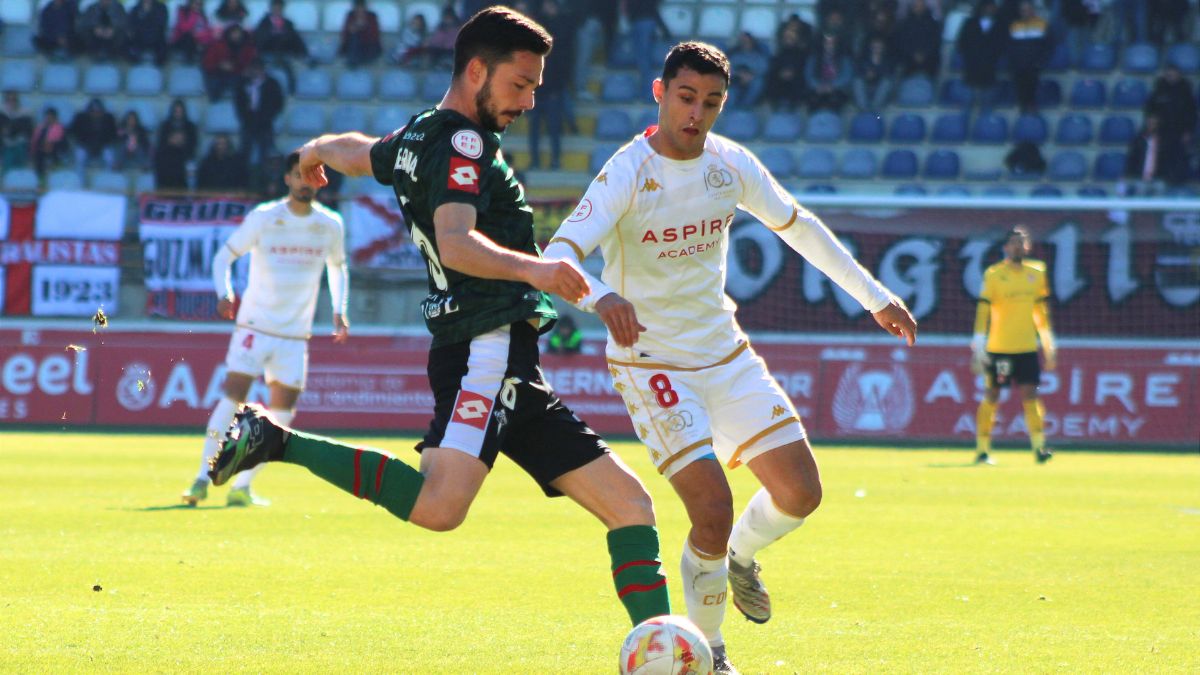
[282,430,425,521]
[608,525,671,625]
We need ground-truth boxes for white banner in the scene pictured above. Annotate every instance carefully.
[346,194,423,269]
[35,190,126,241]
[31,265,120,316]
[140,222,246,293]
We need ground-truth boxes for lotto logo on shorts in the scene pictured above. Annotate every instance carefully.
[448,157,480,194]
[452,390,494,430]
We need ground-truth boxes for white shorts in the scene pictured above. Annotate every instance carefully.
[608,343,806,479]
[223,327,308,390]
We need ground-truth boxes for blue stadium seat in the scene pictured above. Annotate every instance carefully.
[848,112,884,143]
[1049,151,1087,181]
[1164,185,1200,198]
[0,60,36,92]
[1111,78,1147,108]
[329,105,367,134]
[983,185,1015,196]
[761,111,802,143]
[882,149,918,179]
[1099,115,1136,144]
[897,77,934,107]
[47,169,82,190]
[937,184,972,196]
[1035,80,1062,108]
[839,148,877,179]
[167,66,204,97]
[40,63,79,94]
[1,168,38,192]
[930,113,966,142]
[1122,43,1159,73]
[378,71,418,101]
[126,65,163,96]
[1167,43,1200,72]
[804,183,838,194]
[1080,43,1117,72]
[595,110,634,140]
[600,73,638,103]
[1030,184,1063,197]
[1045,41,1072,72]
[589,143,621,174]
[372,107,410,137]
[716,109,760,142]
[1068,79,1106,108]
[993,79,1016,108]
[894,183,927,195]
[124,100,161,127]
[636,110,659,132]
[1077,185,1108,197]
[295,69,333,99]
[205,101,239,134]
[2,25,36,57]
[1094,152,1126,180]
[924,149,960,179]
[1013,114,1048,144]
[804,111,842,143]
[607,34,637,68]
[797,148,836,179]
[1055,114,1093,145]
[420,72,452,102]
[970,113,1008,143]
[939,79,971,107]
[90,170,129,193]
[759,147,797,179]
[336,70,374,101]
[889,113,927,142]
[83,64,121,95]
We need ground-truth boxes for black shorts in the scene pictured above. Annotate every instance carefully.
[986,351,1041,388]
[418,320,609,496]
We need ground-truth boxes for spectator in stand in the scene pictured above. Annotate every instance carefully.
[625,0,671,93]
[1007,0,1050,114]
[958,0,1005,120]
[1060,0,1102,66]
[34,0,80,59]
[1145,64,1197,150]
[338,0,382,68]
[892,0,942,80]
[214,0,250,29]
[234,58,284,178]
[420,7,461,69]
[31,107,68,177]
[546,314,582,355]
[1113,0,1148,44]
[127,0,169,64]
[817,7,852,45]
[202,24,257,101]
[529,0,570,170]
[77,0,129,61]
[69,98,118,181]
[1149,0,1192,45]
[1,91,34,170]
[170,0,214,63]
[389,12,427,65]
[765,20,813,111]
[863,3,897,46]
[726,32,771,109]
[1124,114,1188,193]
[806,32,854,113]
[818,0,869,45]
[853,35,896,112]
[254,0,308,94]
[573,0,619,103]
[154,99,199,190]
[115,110,152,170]
[197,133,249,191]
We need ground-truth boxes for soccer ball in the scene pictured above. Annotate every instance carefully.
[618,615,713,675]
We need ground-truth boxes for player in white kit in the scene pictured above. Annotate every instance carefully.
[544,43,917,673]
[181,151,349,507]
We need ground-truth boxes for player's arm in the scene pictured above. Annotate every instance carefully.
[971,298,991,374]
[296,132,378,188]
[1033,300,1056,371]
[326,216,350,344]
[211,213,260,319]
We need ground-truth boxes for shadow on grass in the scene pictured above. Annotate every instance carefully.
[120,504,233,511]
[925,462,996,469]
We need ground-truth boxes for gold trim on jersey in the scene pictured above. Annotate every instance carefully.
[727,416,800,468]
[548,236,585,262]
[765,206,799,233]
[606,342,749,372]
[236,324,310,340]
[687,538,727,560]
[658,438,715,475]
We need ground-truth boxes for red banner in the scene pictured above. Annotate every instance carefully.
[2,328,1195,448]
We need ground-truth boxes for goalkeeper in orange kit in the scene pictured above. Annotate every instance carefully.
[970,226,1056,465]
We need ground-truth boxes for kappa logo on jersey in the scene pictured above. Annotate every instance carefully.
[448,157,480,194]
[452,390,494,430]
[451,129,484,159]
[567,198,593,222]
[640,177,663,192]
[595,172,608,184]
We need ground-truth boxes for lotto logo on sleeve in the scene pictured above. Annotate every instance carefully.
[451,390,494,430]
[448,157,481,194]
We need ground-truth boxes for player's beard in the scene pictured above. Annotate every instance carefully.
[292,187,315,203]
[475,76,520,132]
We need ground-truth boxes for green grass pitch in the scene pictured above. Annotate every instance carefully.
[1,430,1197,673]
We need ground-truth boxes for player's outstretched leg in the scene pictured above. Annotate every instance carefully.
[225,408,292,507]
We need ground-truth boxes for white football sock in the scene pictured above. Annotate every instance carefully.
[681,538,728,648]
[231,408,293,490]
[196,397,239,482]
[728,488,805,568]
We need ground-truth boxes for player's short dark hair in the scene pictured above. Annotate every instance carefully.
[661,42,730,86]
[285,151,300,172]
[452,6,552,79]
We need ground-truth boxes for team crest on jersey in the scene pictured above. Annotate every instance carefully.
[451,129,484,159]
[448,157,480,194]
[704,164,734,190]
[452,390,494,430]
[567,199,593,222]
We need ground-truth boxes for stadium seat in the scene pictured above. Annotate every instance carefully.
[636,109,660,132]
[1079,43,1117,72]
[607,35,637,68]
[1093,152,1126,180]
[939,79,971,107]
[404,1,439,26]
[839,148,877,179]
[937,184,972,196]
[204,101,239,134]
[1048,151,1087,181]
[335,70,374,101]
[982,185,1015,196]
[90,170,129,193]
[82,64,121,95]
[1122,43,1159,73]
[589,143,621,175]
[1069,79,1106,108]
[697,7,737,40]
[1164,185,1200,198]
[889,113,927,142]
[167,66,204,97]
[1035,80,1062,108]
[126,65,163,96]
[330,105,368,134]
[740,7,779,37]
[322,1,352,32]
[295,69,333,100]
[124,99,161,127]
[924,149,960,179]
[848,112,884,143]
[286,104,327,136]
[595,110,634,140]
[378,71,418,101]
[761,111,802,143]
[970,113,1008,144]
[2,24,36,57]
[1045,41,1072,72]
[0,60,36,92]
[47,170,82,190]
[1167,43,1200,72]
[716,109,760,142]
[661,5,695,37]
[993,79,1016,108]
[1013,114,1048,144]
[372,107,410,137]
[600,72,639,103]
[897,77,934,107]
[1055,114,1093,145]
[374,1,401,31]
[306,33,339,65]
[40,63,79,94]
[882,149,918,179]
[894,183,927,195]
[1111,78,1147,108]
[1077,185,1108,197]
[420,72,452,102]
[1,168,38,192]
[759,147,797,178]
[1099,115,1136,145]
[804,183,838,194]
[1030,184,1063,197]
[288,0,320,31]
[930,113,966,142]
[804,111,842,143]
[797,148,836,179]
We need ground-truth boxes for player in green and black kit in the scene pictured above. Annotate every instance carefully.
[206,6,671,627]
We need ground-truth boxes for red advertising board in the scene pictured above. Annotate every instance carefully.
[2,328,1196,448]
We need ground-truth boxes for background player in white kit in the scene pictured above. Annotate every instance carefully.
[181,151,349,507]
[545,43,917,673]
